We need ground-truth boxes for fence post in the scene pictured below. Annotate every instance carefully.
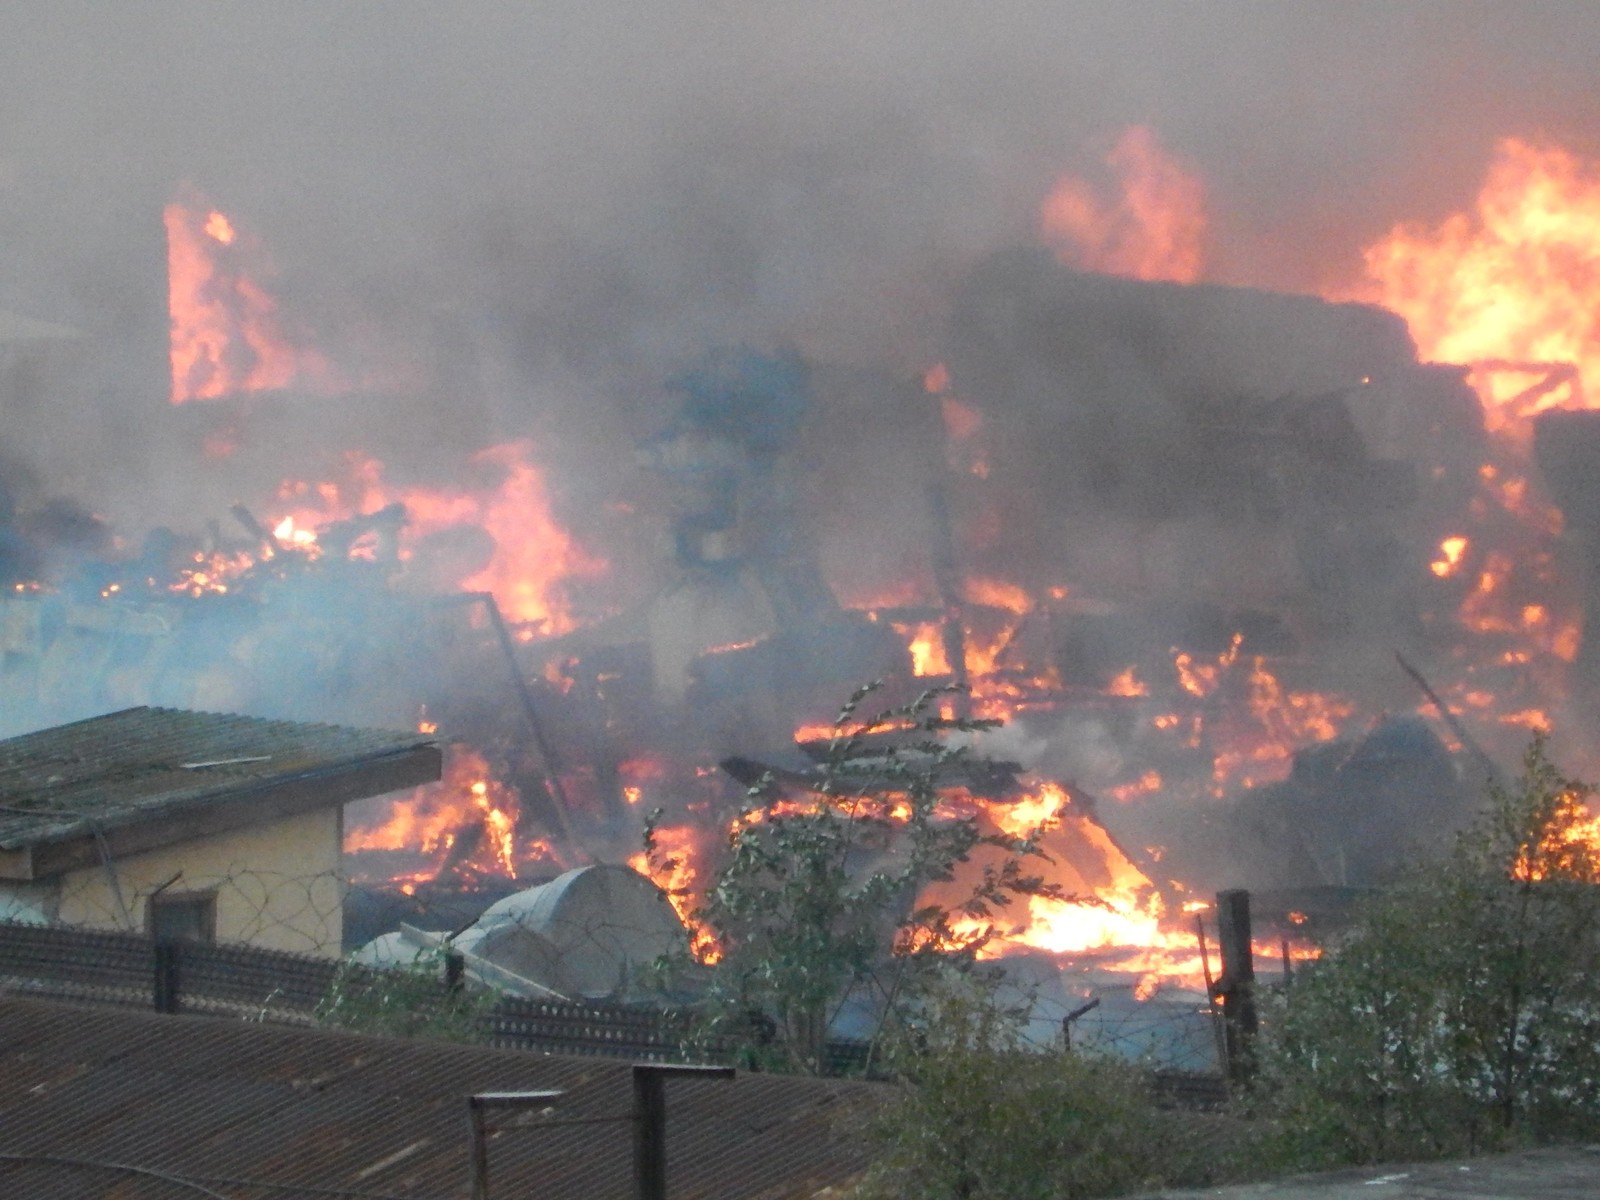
[445,948,465,994]
[153,940,181,1014]
[1215,888,1257,1083]
[632,1063,736,1200]
[465,1090,564,1200]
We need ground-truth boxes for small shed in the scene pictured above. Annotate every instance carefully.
[0,706,440,955]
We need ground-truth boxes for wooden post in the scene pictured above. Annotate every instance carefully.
[153,940,180,1014]
[1215,889,1257,1083]
[445,948,465,995]
[632,1064,736,1200]
[467,1097,490,1200]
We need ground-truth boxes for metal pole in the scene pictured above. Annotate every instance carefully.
[631,1064,736,1200]
[464,1090,564,1200]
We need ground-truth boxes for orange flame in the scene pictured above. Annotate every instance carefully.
[164,194,335,403]
[900,621,952,677]
[1040,126,1207,283]
[1431,535,1470,579]
[347,745,541,882]
[629,822,722,963]
[1353,138,1600,434]
[253,442,604,633]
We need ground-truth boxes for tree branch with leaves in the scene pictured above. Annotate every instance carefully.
[644,682,1082,1074]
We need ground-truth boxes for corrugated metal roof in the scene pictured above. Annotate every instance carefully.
[0,996,885,1199]
[0,707,438,851]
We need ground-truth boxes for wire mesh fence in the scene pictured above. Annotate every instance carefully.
[0,919,744,1062]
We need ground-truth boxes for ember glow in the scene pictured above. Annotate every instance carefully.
[1431,535,1469,579]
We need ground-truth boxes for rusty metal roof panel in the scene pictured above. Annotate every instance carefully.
[0,997,885,1200]
[0,706,438,851]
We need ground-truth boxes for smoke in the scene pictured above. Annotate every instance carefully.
[0,3,1594,774]
[1,3,1597,463]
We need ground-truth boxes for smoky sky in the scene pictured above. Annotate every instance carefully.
[1,0,1600,528]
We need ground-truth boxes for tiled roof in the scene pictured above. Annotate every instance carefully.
[0,707,439,868]
[0,996,884,1199]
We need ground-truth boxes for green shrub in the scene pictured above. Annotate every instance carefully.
[1260,736,1600,1165]
[647,683,1072,1074]
[315,947,497,1044]
[856,1000,1246,1199]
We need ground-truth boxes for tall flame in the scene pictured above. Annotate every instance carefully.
[164,194,335,403]
[1353,137,1600,433]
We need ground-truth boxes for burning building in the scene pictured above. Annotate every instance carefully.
[3,6,1600,1015]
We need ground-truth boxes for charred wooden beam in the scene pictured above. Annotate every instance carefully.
[430,592,586,841]
[1395,651,1506,791]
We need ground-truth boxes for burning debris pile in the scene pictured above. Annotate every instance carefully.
[5,128,1600,1009]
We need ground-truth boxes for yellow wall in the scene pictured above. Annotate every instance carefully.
[49,807,344,956]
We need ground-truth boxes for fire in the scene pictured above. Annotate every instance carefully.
[202,211,235,244]
[1353,138,1600,435]
[168,548,254,597]
[1174,634,1242,699]
[629,822,722,963]
[1106,666,1149,698]
[453,443,607,628]
[1165,637,1357,794]
[164,193,336,403]
[965,576,1033,614]
[1431,535,1469,578]
[272,516,320,551]
[1106,770,1163,804]
[1039,125,1207,283]
[941,781,1185,968]
[1512,788,1600,883]
[346,744,538,882]
[900,621,951,677]
[249,442,604,633]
